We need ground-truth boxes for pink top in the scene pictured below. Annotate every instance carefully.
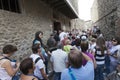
[82,52,94,66]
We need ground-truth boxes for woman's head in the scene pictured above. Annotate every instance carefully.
[2,44,17,55]
[80,41,89,52]
[75,38,81,47]
[65,39,71,45]
[96,37,105,47]
[96,37,106,54]
[68,49,83,68]
[32,44,41,54]
[20,58,34,75]
[112,37,120,45]
[35,31,43,39]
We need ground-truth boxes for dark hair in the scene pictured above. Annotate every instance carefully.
[72,36,75,39]
[75,38,81,47]
[80,41,89,52]
[20,58,33,75]
[33,31,43,46]
[112,36,120,45]
[32,44,40,53]
[50,33,54,36]
[96,29,101,34]
[92,34,97,39]
[3,45,17,54]
[91,38,96,42]
[35,31,43,39]
[68,50,83,68]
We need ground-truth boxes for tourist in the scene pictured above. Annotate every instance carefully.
[20,58,38,80]
[109,37,120,72]
[50,42,67,80]
[0,45,20,80]
[61,49,94,80]
[80,40,96,68]
[63,39,72,54]
[47,34,57,52]
[30,44,48,80]
[95,37,107,80]
[33,31,49,74]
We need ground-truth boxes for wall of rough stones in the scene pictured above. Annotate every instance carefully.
[71,18,85,30]
[91,0,120,39]
[0,10,51,61]
[0,0,72,61]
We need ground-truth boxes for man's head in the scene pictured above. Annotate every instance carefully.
[32,44,41,54]
[57,42,63,49]
[68,49,83,68]
[20,58,34,75]
[3,44,17,55]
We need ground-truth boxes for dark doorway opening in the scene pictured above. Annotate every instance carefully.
[53,21,61,34]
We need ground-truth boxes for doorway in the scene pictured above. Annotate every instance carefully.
[53,21,61,34]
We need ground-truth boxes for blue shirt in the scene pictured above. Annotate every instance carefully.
[61,61,94,80]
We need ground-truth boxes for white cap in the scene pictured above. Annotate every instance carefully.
[81,36,87,40]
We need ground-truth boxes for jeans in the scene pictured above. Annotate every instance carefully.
[105,55,110,74]
[54,72,61,80]
[110,60,118,72]
[95,64,104,80]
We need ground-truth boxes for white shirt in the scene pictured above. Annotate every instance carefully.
[0,59,13,80]
[89,43,96,53]
[50,49,67,72]
[59,32,67,41]
[110,45,120,54]
[30,54,45,79]
[109,45,120,62]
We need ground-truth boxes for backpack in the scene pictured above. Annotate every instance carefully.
[12,73,20,80]
[35,57,41,64]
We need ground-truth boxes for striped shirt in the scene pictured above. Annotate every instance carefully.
[95,48,106,65]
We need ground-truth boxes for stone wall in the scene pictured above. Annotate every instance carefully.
[0,10,51,61]
[53,10,71,31]
[71,18,85,30]
[91,0,120,39]
[0,0,72,61]
[91,0,99,22]
[22,0,71,31]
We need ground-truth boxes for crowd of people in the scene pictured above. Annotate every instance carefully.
[0,27,120,80]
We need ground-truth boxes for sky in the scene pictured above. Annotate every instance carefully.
[78,0,94,21]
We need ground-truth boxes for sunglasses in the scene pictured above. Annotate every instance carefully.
[112,39,117,42]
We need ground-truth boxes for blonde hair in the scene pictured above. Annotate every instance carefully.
[65,39,71,45]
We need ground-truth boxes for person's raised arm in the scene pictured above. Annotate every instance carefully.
[82,52,92,61]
